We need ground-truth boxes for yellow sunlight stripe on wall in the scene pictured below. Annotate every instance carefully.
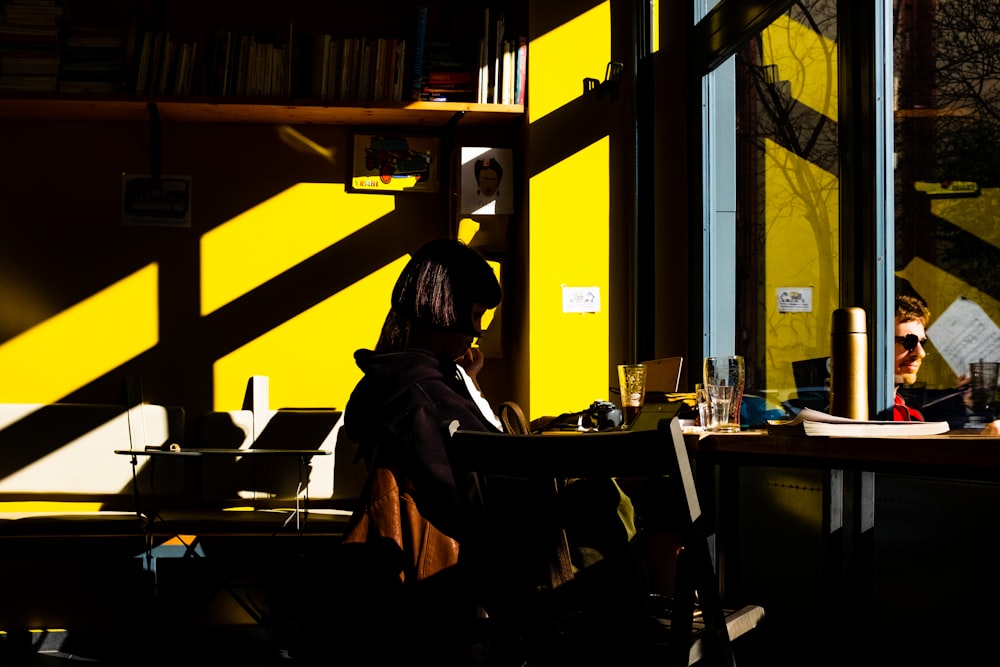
[930,187,1000,251]
[529,138,609,420]
[529,2,610,123]
[213,256,410,412]
[762,14,838,123]
[0,264,159,403]
[200,183,395,316]
[764,139,839,399]
[0,501,104,513]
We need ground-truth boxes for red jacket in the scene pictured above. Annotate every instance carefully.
[892,391,924,421]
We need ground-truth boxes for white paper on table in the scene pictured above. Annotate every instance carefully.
[926,296,1000,377]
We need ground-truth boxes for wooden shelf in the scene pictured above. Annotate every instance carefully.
[0,96,524,126]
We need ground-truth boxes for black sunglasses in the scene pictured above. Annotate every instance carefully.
[895,334,928,352]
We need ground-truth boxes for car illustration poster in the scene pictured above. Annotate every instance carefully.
[460,147,513,214]
[351,134,440,193]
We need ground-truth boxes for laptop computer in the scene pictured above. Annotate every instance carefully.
[626,401,684,431]
[792,356,830,394]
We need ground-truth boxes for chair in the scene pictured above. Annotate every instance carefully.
[447,416,764,666]
[641,356,685,394]
[498,400,531,435]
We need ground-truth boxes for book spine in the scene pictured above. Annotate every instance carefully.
[392,39,406,101]
[515,35,526,105]
[478,7,489,103]
[410,5,427,100]
[491,13,504,104]
[500,39,511,104]
[312,33,330,99]
[428,70,474,84]
[326,38,339,100]
[121,5,143,93]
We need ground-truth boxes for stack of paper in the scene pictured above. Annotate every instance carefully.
[768,408,950,436]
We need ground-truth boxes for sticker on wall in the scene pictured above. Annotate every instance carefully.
[776,287,812,313]
[122,174,192,227]
[350,134,440,193]
[460,147,513,215]
[562,285,600,313]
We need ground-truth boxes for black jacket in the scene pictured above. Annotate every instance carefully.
[344,347,500,539]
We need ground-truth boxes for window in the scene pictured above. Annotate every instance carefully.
[711,0,842,423]
[893,0,1000,426]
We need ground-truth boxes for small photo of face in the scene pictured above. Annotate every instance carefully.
[477,169,499,196]
[475,158,502,197]
[460,147,514,215]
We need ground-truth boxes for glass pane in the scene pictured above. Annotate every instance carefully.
[894,1,1000,428]
[729,0,839,424]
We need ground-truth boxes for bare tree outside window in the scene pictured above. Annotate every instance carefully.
[895,0,1000,395]
[733,0,839,406]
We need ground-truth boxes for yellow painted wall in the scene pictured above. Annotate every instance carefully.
[759,14,840,400]
[529,140,611,419]
[202,183,400,410]
[0,2,618,428]
[763,140,839,400]
[0,265,160,404]
[528,2,612,419]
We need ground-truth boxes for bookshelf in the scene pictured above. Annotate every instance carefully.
[0,95,523,125]
[0,0,525,127]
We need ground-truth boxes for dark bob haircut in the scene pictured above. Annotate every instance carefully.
[389,238,501,336]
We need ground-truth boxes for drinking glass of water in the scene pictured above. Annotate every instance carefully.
[703,355,745,432]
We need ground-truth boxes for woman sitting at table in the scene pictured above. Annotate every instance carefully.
[335,239,503,663]
[335,238,644,665]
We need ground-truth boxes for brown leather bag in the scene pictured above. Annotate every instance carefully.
[342,466,460,582]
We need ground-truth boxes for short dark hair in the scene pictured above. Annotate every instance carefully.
[895,293,930,326]
[388,239,501,339]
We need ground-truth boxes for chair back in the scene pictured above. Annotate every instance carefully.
[447,416,752,666]
[498,400,531,435]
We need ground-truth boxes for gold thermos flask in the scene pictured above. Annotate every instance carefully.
[830,307,869,420]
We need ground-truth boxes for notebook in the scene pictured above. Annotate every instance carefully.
[626,401,684,431]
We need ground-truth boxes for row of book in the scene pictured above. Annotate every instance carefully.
[134,31,199,96]
[310,34,407,103]
[0,0,64,92]
[0,1,527,104]
[409,6,526,105]
[134,28,293,98]
[475,9,526,105]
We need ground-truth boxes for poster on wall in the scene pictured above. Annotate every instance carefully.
[459,147,513,215]
[927,296,1000,377]
[350,133,441,193]
[121,174,192,226]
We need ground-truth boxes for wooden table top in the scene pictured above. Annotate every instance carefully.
[114,448,331,457]
[688,430,1000,481]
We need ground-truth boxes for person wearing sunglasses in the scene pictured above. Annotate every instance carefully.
[890,294,931,421]
[885,294,1000,435]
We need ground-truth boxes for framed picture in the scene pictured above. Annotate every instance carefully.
[350,133,441,194]
[459,147,513,214]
